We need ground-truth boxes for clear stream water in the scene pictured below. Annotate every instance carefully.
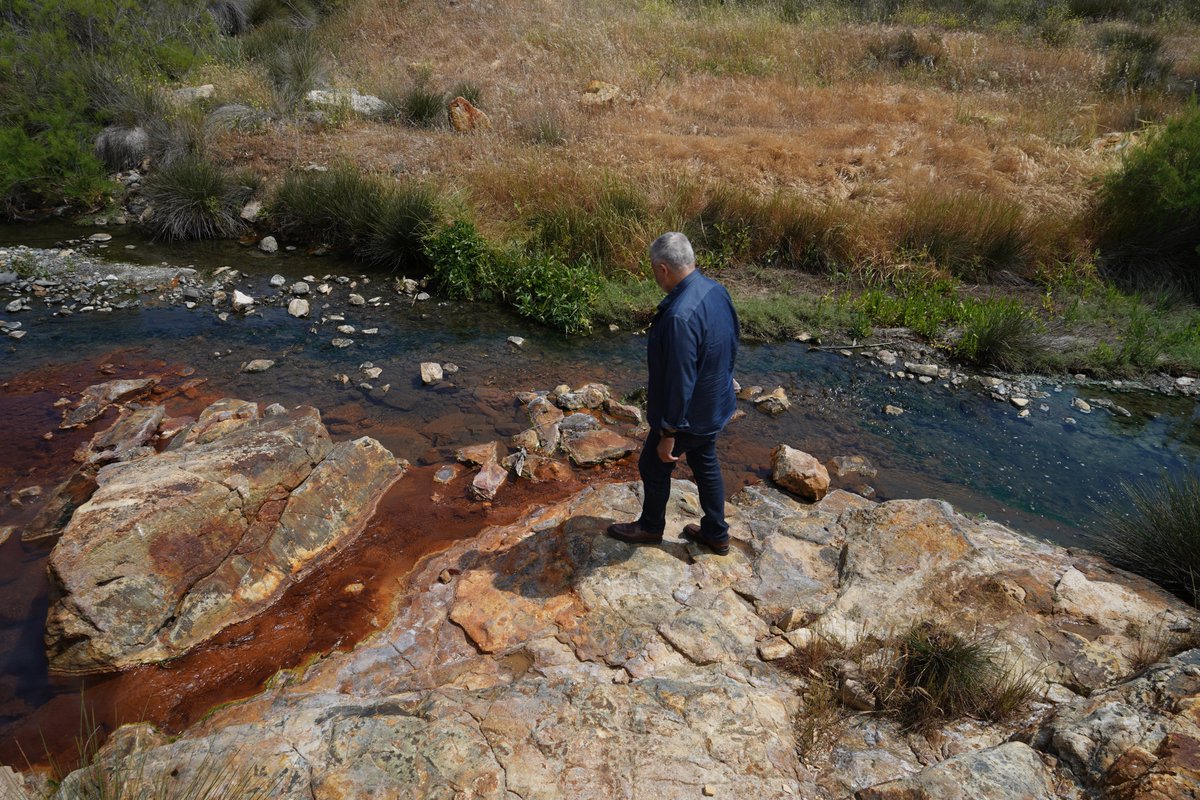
[0,222,1197,760]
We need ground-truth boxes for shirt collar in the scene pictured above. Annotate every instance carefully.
[657,270,700,311]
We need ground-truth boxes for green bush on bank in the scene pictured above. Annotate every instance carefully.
[425,220,599,334]
[0,0,223,214]
[1093,105,1200,300]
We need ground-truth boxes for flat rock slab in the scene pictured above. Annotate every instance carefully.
[45,399,403,673]
[52,478,1200,799]
[60,378,158,429]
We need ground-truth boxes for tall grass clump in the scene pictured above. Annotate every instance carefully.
[393,83,446,128]
[954,299,1051,372]
[141,157,252,241]
[47,704,282,800]
[896,190,1033,278]
[776,622,1035,742]
[269,165,441,270]
[676,184,853,273]
[1098,475,1200,606]
[1097,26,1173,92]
[529,179,651,270]
[361,184,442,272]
[1093,106,1200,300]
[243,23,327,111]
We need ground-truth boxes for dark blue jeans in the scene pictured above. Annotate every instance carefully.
[636,429,729,543]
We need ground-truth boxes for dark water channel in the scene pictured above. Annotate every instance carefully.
[1,222,1198,763]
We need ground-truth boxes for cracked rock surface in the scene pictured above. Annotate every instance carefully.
[51,479,1200,798]
[44,398,404,674]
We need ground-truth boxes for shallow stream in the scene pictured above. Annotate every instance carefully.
[1,222,1197,766]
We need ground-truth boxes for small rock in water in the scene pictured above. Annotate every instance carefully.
[288,298,310,318]
[884,404,904,416]
[232,290,254,311]
[361,328,378,335]
[420,362,444,384]
[753,387,790,415]
[442,363,459,374]
[1010,397,1030,409]
[331,338,354,348]
[507,336,525,348]
[291,282,310,296]
[337,325,356,335]
[342,582,364,595]
[9,330,25,340]
[415,292,430,301]
[318,284,333,295]
[88,233,113,242]
[5,299,25,313]
[433,464,460,484]
[1071,397,1092,414]
[363,367,383,380]
[348,293,366,306]
[269,274,286,288]
[241,359,275,373]
[258,236,278,254]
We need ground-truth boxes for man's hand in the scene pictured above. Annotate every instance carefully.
[657,435,680,463]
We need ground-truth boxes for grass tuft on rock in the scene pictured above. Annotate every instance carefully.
[142,157,252,241]
[1098,474,1200,607]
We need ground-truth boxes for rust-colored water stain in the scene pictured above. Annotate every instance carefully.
[1,418,596,771]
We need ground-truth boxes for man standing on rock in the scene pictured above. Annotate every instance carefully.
[607,232,740,555]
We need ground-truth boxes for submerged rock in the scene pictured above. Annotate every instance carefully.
[44,399,403,673]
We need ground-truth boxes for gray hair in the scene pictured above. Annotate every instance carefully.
[649,232,695,272]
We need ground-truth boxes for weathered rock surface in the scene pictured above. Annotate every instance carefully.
[60,477,1200,798]
[44,398,404,673]
[60,378,158,429]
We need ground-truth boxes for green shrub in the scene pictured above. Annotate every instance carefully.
[855,279,964,340]
[425,219,499,301]
[894,623,999,729]
[141,157,252,241]
[1093,106,1200,299]
[243,23,326,110]
[1098,474,1200,606]
[499,250,599,335]
[0,0,221,214]
[954,299,1050,371]
[896,190,1032,278]
[1097,26,1173,92]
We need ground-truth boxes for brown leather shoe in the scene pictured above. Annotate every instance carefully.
[682,523,730,556]
[606,521,663,545]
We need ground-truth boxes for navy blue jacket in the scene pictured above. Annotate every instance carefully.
[646,271,739,437]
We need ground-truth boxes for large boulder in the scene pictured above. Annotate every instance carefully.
[44,399,403,673]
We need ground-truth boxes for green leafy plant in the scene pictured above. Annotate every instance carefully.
[424,219,498,301]
[1093,106,1200,300]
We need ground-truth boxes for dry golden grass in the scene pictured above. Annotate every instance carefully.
[203,0,1197,276]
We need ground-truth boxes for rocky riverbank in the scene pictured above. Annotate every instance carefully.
[9,437,1199,797]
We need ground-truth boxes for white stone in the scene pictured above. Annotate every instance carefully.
[241,201,263,222]
[904,362,939,378]
[288,298,310,318]
[420,362,444,384]
[232,290,254,311]
[269,274,286,287]
[1072,397,1092,414]
[348,294,365,306]
[884,405,904,416]
[337,325,356,335]
[241,359,275,373]
[88,232,113,242]
[305,88,392,117]
[258,236,278,254]
[508,336,526,347]
[331,338,353,348]
[1010,397,1030,408]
